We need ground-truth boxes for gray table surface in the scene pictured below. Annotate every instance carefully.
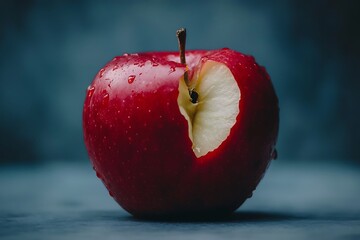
[0,161,359,240]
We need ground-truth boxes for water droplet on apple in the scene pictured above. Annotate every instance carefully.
[128,75,136,84]
[201,56,209,63]
[271,148,278,160]
[109,191,114,197]
[112,57,118,61]
[123,53,129,56]
[87,86,95,98]
[96,172,102,179]
[148,109,151,113]
[151,61,159,67]
[99,68,105,78]
[169,66,176,73]
[112,65,119,71]
[102,91,109,106]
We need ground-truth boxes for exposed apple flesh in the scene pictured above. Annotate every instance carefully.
[178,61,240,158]
[83,48,279,218]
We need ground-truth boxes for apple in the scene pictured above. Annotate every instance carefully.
[83,28,279,218]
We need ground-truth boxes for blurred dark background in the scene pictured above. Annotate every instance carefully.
[0,0,359,165]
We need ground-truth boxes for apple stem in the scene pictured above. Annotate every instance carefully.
[176,28,199,104]
[176,28,189,85]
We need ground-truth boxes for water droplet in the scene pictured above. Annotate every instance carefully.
[123,53,129,57]
[148,109,151,113]
[112,57,118,61]
[127,115,131,119]
[87,86,95,98]
[128,137,132,142]
[169,66,176,73]
[138,62,145,67]
[271,148,278,160]
[109,191,114,197]
[99,68,105,78]
[102,90,109,106]
[128,75,136,84]
[96,172,102,179]
[151,62,159,67]
[112,65,119,71]
[201,56,209,63]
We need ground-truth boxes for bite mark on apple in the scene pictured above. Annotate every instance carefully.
[178,60,241,158]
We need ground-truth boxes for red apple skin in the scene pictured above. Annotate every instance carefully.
[83,48,279,218]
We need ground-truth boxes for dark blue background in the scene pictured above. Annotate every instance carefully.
[1,0,359,164]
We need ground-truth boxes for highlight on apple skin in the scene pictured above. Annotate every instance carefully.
[83,29,279,218]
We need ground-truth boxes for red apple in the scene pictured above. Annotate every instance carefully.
[83,29,279,218]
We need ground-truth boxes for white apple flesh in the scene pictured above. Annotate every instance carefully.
[178,61,240,157]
